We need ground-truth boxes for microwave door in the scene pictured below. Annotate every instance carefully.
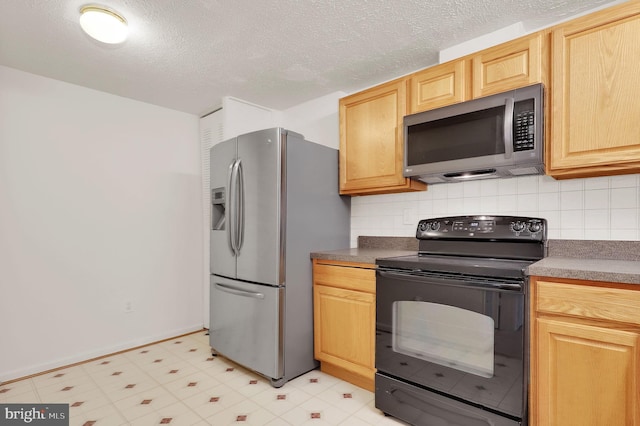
[403,83,544,182]
[405,104,511,175]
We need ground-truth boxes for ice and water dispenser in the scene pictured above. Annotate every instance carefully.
[211,187,225,231]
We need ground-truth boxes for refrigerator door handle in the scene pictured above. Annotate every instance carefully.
[237,159,245,254]
[215,282,265,299]
[227,160,237,255]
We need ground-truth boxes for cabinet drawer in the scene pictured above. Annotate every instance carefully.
[313,262,375,293]
[536,280,640,326]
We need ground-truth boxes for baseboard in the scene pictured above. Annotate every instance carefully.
[0,324,206,384]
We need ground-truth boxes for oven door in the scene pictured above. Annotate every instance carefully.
[375,268,526,422]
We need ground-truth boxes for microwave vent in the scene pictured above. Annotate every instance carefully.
[508,166,543,176]
[419,176,446,184]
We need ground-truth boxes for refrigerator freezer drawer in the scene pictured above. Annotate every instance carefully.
[209,275,283,381]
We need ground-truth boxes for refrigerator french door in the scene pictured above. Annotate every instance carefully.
[210,128,282,285]
[209,128,350,387]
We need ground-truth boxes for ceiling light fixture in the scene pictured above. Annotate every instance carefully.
[79,5,128,44]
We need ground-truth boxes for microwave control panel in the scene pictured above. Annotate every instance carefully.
[514,111,534,151]
[513,98,535,152]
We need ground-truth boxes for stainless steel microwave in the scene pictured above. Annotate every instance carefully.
[403,83,544,184]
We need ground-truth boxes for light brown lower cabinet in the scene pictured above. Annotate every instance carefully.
[312,259,376,391]
[530,277,640,425]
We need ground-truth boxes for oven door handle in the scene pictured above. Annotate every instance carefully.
[377,269,523,292]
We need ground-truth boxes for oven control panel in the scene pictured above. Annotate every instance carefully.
[416,215,546,241]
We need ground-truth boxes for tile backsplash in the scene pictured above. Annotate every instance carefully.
[350,174,640,246]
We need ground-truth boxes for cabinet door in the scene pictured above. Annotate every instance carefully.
[472,32,548,98]
[313,284,375,378]
[535,318,640,425]
[339,79,426,195]
[549,2,640,177]
[408,60,470,114]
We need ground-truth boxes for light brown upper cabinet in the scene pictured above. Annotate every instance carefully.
[548,1,640,178]
[472,31,549,98]
[339,78,426,195]
[408,32,549,115]
[408,59,470,114]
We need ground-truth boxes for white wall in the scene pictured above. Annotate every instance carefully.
[0,66,203,382]
[281,91,346,150]
[217,92,346,149]
[221,97,280,140]
[350,175,640,247]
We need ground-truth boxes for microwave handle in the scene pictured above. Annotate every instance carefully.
[503,97,514,159]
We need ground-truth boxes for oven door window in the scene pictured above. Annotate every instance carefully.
[392,301,494,378]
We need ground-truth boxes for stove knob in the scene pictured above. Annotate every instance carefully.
[528,222,542,233]
[418,221,428,232]
[511,221,525,232]
[430,221,440,231]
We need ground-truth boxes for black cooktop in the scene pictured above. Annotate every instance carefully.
[376,253,534,279]
[376,215,547,277]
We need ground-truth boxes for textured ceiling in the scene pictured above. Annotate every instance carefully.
[0,0,623,116]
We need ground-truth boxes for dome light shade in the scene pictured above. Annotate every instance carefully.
[79,5,128,44]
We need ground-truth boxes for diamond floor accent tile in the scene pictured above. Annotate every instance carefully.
[0,330,400,425]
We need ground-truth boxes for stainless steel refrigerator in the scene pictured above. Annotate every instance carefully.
[209,127,350,387]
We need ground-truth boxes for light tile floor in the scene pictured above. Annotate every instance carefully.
[0,330,406,425]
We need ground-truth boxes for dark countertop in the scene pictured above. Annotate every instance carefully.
[311,247,417,265]
[526,257,640,285]
[527,239,640,285]
[527,240,640,284]
[311,237,640,285]
[310,236,418,265]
